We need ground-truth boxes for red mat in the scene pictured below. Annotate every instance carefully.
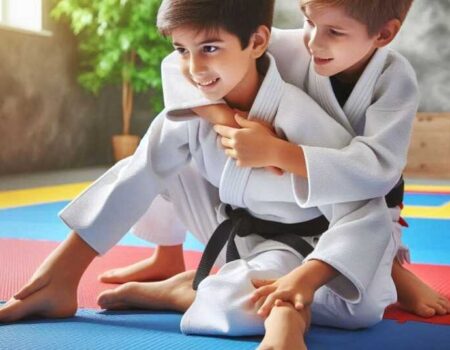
[1,239,449,325]
[0,239,203,309]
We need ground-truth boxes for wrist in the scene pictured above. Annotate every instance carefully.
[291,260,338,291]
[270,139,307,177]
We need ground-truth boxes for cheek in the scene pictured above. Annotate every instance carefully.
[302,29,311,50]
[180,62,191,81]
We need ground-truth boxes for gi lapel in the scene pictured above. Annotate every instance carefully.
[219,54,285,207]
[306,47,389,136]
[343,48,389,134]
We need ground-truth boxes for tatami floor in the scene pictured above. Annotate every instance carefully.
[0,167,449,349]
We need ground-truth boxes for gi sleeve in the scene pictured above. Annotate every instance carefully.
[162,52,226,118]
[306,198,393,303]
[295,57,420,207]
[59,112,191,255]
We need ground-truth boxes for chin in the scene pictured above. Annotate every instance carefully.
[200,91,224,101]
[313,65,337,77]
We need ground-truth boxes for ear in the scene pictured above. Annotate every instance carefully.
[249,25,271,59]
[374,19,401,48]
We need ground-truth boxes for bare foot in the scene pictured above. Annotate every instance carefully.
[258,302,310,350]
[392,260,450,317]
[97,270,196,312]
[99,245,186,284]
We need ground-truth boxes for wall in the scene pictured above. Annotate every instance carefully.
[274,0,450,112]
[0,0,154,175]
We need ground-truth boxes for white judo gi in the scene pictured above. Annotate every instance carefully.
[148,28,419,264]
[60,54,398,335]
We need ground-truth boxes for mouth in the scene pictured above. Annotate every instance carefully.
[193,77,220,90]
[313,57,333,65]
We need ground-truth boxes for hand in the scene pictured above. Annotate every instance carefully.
[193,104,240,128]
[250,273,315,319]
[214,114,283,175]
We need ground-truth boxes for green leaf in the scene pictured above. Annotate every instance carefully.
[52,0,171,118]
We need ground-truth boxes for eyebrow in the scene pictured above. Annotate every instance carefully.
[173,38,224,46]
[303,17,346,31]
[303,12,347,30]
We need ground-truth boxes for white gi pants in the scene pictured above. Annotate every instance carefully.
[133,163,398,335]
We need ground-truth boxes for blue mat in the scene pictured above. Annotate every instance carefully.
[0,201,205,252]
[1,199,449,264]
[1,307,449,350]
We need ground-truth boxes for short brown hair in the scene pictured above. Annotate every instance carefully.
[300,0,413,36]
[157,0,275,48]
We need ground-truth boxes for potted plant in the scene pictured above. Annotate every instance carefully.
[51,0,172,161]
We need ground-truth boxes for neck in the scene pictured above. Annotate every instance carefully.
[225,62,262,112]
[334,47,377,85]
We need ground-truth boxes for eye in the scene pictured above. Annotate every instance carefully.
[203,45,218,53]
[329,29,345,36]
[175,47,187,55]
[305,19,314,27]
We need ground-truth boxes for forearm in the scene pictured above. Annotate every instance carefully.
[292,259,338,291]
[269,137,307,178]
[192,104,240,128]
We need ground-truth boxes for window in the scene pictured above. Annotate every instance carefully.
[0,0,43,32]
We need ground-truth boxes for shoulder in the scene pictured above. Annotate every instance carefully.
[372,49,419,110]
[269,28,310,88]
[279,82,327,116]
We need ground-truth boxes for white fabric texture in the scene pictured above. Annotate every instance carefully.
[155,53,394,302]
[132,194,187,246]
[182,234,398,336]
[59,53,396,336]
[159,27,418,263]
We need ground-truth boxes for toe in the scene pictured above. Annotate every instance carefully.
[434,303,447,316]
[416,304,436,318]
[97,290,118,307]
[438,297,450,312]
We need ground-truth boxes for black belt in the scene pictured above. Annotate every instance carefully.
[193,177,405,290]
[192,205,329,290]
[385,177,404,208]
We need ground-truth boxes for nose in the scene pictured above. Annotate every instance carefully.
[308,28,325,53]
[189,54,207,76]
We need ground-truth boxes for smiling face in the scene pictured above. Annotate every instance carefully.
[171,26,263,110]
[302,4,379,82]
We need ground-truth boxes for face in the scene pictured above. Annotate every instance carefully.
[171,26,259,108]
[302,5,379,81]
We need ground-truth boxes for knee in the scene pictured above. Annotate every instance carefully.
[181,263,265,335]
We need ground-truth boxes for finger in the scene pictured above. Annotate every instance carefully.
[250,285,276,303]
[233,109,248,117]
[252,278,277,288]
[258,293,280,317]
[214,125,236,138]
[266,166,283,176]
[225,148,237,159]
[294,294,305,310]
[234,114,270,131]
[14,276,47,300]
[274,298,285,306]
[234,114,253,128]
[275,300,294,308]
[221,136,234,149]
